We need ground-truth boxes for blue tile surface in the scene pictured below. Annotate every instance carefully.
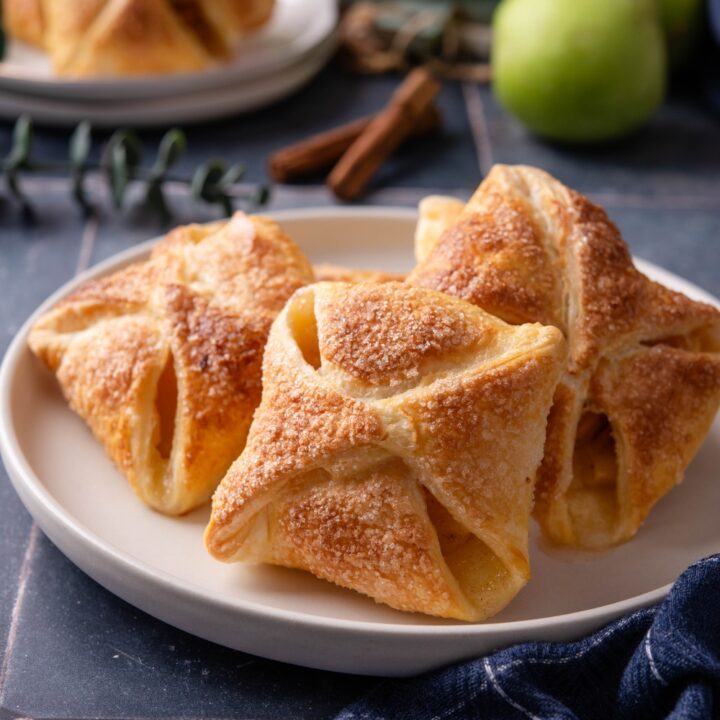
[1,536,376,719]
[87,187,223,266]
[0,57,719,720]
[0,64,481,193]
[0,192,83,670]
[483,87,720,199]
[602,206,720,299]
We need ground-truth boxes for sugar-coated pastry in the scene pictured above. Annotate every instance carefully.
[3,0,46,48]
[188,0,276,44]
[205,281,566,620]
[43,0,211,76]
[3,0,275,77]
[28,213,314,515]
[414,195,465,265]
[410,165,720,548]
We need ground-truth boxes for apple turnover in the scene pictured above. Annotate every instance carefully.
[409,165,720,549]
[3,0,275,77]
[205,281,565,620]
[28,213,313,515]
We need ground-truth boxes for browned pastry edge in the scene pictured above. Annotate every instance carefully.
[206,280,566,620]
[28,212,314,515]
[409,165,720,549]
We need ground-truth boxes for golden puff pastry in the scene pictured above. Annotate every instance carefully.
[205,281,566,620]
[3,0,46,48]
[4,0,275,77]
[409,164,720,549]
[28,213,314,515]
[184,0,276,43]
[414,195,465,265]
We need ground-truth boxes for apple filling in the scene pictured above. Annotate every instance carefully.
[567,411,620,544]
[154,354,178,460]
[287,290,321,370]
[423,489,514,614]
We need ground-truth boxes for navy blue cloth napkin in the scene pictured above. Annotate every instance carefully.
[335,555,720,720]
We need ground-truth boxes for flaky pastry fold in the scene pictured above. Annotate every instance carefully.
[29,213,313,515]
[206,281,565,620]
[410,165,720,548]
[3,0,275,76]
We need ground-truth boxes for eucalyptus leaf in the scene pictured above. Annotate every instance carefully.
[7,115,33,169]
[72,177,93,216]
[0,120,268,221]
[109,142,130,209]
[191,159,227,204]
[114,129,143,169]
[191,159,242,216]
[6,168,33,218]
[220,162,246,187]
[221,194,234,217]
[104,129,143,209]
[142,129,187,220]
[145,181,170,223]
[3,117,33,216]
[153,129,187,174]
[252,184,272,207]
[69,121,92,167]
[69,122,93,215]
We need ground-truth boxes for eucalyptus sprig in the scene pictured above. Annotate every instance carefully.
[5,115,33,218]
[1,116,271,221]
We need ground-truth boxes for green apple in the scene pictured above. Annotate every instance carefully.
[492,0,667,143]
[658,0,705,67]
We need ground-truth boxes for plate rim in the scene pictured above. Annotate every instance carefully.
[1,206,718,640]
[0,36,337,128]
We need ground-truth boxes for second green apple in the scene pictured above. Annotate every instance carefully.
[492,0,667,143]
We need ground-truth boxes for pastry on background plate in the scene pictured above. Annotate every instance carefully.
[3,0,275,77]
[410,164,720,549]
[28,212,313,515]
[205,281,566,620]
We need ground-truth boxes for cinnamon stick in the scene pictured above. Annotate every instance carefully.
[327,68,440,201]
[268,103,441,183]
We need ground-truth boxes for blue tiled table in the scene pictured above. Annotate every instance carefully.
[1,62,719,719]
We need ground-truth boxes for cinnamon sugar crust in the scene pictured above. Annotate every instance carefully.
[206,281,566,620]
[28,212,314,515]
[410,165,720,548]
[7,0,275,78]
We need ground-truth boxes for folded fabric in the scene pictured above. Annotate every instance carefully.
[335,555,720,720]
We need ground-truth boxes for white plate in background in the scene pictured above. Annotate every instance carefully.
[0,0,337,101]
[0,35,336,127]
[1,208,719,676]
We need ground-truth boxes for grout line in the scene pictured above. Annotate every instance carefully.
[462,82,494,177]
[75,214,99,275]
[0,524,39,704]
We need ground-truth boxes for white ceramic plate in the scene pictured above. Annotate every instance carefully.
[1,208,719,676]
[0,36,336,127]
[0,0,337,101]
